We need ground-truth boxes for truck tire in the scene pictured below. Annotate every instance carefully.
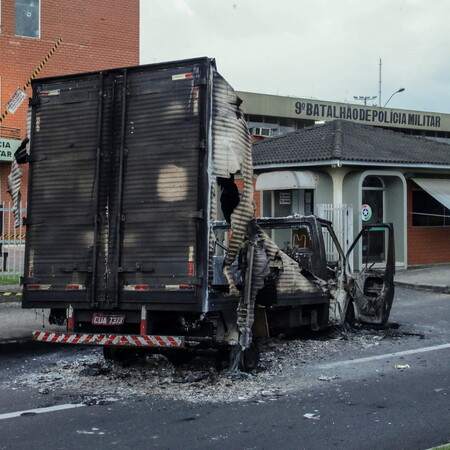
[103,347,128,362]
[344,299,357,328]
[165,350,194,366]
[238,342,260,372]
[215,347,232,371]
[103,347,146,363]
[381,293,394,327]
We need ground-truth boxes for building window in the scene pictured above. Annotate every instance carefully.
[261,189,314,218]
[304,189,314,215]
[412,189,450,226]
[15,0,40,39]
[363,175,384,188]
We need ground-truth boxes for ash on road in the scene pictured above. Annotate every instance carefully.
[2,324,426,405]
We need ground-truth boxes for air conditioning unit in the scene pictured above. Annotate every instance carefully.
[251,127,271,137]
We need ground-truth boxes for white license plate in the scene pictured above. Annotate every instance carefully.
[91,313,126,326]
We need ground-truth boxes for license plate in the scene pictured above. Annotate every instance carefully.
[91,313,126,326]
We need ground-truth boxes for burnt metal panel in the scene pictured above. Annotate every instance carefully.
[23,74,101,307]
[118,63,207,305]
[23,58,215,311]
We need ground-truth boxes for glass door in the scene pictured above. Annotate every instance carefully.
[362,177,385,263]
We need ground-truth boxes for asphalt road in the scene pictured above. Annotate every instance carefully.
[0,286,449,450]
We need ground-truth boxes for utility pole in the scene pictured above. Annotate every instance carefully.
[379,58,382,107]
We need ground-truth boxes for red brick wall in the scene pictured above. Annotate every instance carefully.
[0,0,139,203]
[234,177,261,218]
[407,180,450,265]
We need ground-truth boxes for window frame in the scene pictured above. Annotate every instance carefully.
[15,0,41,39]
[412,187,450,227]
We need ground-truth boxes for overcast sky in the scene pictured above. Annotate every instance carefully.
[140,0,450,114]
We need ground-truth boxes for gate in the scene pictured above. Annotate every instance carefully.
[316,203,353,261]
[0,202,26,283]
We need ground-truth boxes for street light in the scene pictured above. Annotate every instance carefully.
[383,88,405,107]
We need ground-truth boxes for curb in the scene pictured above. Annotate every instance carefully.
[0,294,22,304]
[0,337,31,346]
[395,281,450,294]
[0,339,66,354]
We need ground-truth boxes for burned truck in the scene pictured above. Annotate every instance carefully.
[18,57,395,370]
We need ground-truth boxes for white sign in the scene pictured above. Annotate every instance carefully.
[279,192,291,205]
[361,204,372,222]
[294,100,443,130]
[0,139,21,161]
[5,88,28,114]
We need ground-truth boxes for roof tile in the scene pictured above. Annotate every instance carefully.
[252,120,450,167]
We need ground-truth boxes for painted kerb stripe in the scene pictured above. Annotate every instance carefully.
[319,343,450,369]
[0,403,85,421]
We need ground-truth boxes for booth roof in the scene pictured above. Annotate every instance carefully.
[252,120,450,168]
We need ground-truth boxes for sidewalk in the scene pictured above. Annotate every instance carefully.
[394,264,450,294]
[0,285,62,345]
[1,264,449,344]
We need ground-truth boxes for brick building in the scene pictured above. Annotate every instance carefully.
[0,0,139,203]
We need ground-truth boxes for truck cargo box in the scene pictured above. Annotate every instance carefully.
[22,57,249,313]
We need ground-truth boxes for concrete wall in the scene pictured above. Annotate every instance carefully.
[315,171,333,205]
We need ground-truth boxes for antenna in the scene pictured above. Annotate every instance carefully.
[379,58,382,107]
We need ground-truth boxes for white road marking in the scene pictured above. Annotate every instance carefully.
[0,403,85,421]
[319,342,450,369]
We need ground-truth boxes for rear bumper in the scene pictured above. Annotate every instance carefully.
[32,331,184,348]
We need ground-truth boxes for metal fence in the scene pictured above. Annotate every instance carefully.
[0,202,26,284]
[316,203,354,261]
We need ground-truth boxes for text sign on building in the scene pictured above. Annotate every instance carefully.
[0,139,21,161]
[294,100,442,130]
[5,88,28,114]
[237,91,450,133]
[279,192,291,205]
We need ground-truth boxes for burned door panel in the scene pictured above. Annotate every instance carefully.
[23,77,101,304]
[345,223,395,325]
[117,64,206,306]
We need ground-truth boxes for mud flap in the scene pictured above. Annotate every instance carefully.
[345,223,395,325]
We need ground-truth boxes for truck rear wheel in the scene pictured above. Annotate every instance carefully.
[239,342,260,372]
[344,299,357,328]
[103,347,128,362]
[103,347,146,363]
[165,350,194,366]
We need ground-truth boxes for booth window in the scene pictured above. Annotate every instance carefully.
[305,189,314,215]
[412,189,450,226]
[15,0,40,38]
[363,175,384,188]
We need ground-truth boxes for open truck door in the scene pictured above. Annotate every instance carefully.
[345,223,395,326]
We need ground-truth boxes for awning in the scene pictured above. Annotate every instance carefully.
[256,171,318,190]
[412,178,450,209]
